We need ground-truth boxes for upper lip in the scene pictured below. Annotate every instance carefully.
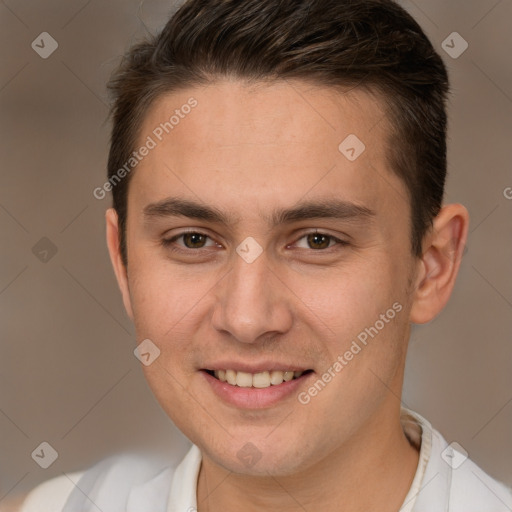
[201,361,313,374]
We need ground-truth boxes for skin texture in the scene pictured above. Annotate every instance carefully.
[106,79,469,511]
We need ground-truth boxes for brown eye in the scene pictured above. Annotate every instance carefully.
[161,231,217,252]
[306,233,332,250]
[292,231,348,252]
[182,232,208,248]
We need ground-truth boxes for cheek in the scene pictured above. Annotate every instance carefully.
[291,253,410,393]
[127,249,213,338]
[293,256,400,336]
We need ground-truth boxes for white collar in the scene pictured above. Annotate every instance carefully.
[164,407,432,512]
[399,407,434,511]
[166,442,202,512]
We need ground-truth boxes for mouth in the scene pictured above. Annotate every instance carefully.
[203,369,314,388]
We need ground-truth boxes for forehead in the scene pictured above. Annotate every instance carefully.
[141,79,389,151]
[130,79,406,223]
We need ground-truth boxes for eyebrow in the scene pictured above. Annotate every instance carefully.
[143,197,376,227]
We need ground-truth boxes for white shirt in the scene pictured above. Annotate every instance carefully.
[21,408,512,511]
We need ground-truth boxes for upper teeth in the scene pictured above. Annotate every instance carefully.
[214,370,304,388]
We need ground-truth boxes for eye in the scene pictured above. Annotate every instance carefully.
[293,231,348,251]
[161,230,349,255]
[162,231,218,251]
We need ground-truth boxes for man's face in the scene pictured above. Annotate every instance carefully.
[118,80,419,475]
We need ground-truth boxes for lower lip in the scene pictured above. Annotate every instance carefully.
[202,370,314,409]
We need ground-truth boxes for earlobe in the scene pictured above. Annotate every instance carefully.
[409,204,469,324]
[105,208,134,320]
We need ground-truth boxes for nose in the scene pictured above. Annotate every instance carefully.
[211,248,294,344]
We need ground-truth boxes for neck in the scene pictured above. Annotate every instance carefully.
[196,404,420,512]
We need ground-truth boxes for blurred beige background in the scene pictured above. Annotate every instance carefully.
[1,0,511,505]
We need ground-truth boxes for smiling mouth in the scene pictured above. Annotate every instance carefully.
[204,369,314,388]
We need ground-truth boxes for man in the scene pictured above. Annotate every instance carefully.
[21,0,512,510]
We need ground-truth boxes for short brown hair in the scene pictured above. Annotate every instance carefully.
[107,0,449,266]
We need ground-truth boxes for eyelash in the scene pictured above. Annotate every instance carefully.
[161,230,349,255]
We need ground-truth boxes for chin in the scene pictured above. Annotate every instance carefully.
[199,434,313,477]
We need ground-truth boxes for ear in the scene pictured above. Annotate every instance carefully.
[410,203,469,324]
[105,208,134,320]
